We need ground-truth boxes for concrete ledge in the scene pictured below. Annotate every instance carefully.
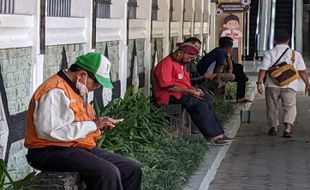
[183,81,257,190]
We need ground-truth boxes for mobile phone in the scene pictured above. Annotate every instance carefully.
[115,118,124,123]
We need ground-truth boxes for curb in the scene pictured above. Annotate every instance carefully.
[183,82,257,190]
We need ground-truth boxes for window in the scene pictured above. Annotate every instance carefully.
[151,0,159,20]
[128,0,137,19]
[0,0,14,14]
[46,0,71,17]
[97,0,111,18]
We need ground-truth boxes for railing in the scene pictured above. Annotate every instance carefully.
[97,0,111,19]
[46,0,71,17]
[0,0,14,14]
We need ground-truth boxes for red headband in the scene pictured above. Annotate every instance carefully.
[178,44,199,55]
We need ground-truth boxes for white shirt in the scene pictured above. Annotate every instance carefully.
[33,88,97,142]
[258,44,306,91]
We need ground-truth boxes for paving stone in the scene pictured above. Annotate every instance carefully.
[209,93,310,190]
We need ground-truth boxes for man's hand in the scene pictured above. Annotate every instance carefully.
[189,88,204,97]
[94,117,117,131]
[257,83,264,94]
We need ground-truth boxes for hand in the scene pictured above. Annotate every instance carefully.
[227,68,233,73]
[195,88,204,97]
[204,72,217,80]
[94,117,117,131]
[305,85,310,96]
[257,83,264,94]
[189,88,203,97]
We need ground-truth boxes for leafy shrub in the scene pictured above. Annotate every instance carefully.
[93,86,209,189]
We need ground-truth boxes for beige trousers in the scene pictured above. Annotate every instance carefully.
[265,87,297,128]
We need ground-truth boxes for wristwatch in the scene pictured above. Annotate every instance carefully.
[256,81,263,85]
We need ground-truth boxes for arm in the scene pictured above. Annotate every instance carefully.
[33,88,98,142]
[256,69,268,94]
[165,86,202,97]
[225,55,233,73]
[298,70,310,95]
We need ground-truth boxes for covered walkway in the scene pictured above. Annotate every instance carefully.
[209,84,310,189]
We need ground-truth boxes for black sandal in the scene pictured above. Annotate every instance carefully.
[267,127,278,136]
[283,131,293,138]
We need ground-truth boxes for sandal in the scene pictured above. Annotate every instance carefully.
[267,127,278,136]
[283,131,292,138]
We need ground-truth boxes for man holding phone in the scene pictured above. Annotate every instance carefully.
[24,52,142,190]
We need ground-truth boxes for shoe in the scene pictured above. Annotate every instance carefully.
[208,138,231,146]
[267,127,278,136]
[283,131,292,138]
[222,135,234,142]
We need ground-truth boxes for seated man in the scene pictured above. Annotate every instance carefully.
[24,52,142,190]
[196,37,250,103]
[153,43,233,145]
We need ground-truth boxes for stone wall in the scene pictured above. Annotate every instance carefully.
[96,41,120,83]
[44,44,84,80]
[127,39,145,88]
[0,47,32,115]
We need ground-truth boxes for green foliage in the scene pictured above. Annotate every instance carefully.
[214,97,235,125]
[94,86,209,189]
[224,82,237,100]
[95,86,170,153]
[0,159,36,190]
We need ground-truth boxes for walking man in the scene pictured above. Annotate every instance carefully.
[256,32,310,137]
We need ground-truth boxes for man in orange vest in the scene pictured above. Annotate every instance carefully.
[24,52,141,190]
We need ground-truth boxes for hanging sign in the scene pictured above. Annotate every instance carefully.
[216,0,251,15]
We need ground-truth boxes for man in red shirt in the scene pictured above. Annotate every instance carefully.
[153,44,232,145]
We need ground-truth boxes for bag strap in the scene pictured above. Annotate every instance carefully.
[270,48,289,68]
[291,50,295,63]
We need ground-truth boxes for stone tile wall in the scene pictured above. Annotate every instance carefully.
[0,47,32,114]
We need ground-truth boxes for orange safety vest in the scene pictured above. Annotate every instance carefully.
[24,74,100,149]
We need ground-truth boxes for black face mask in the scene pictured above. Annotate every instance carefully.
[179,59,189,65]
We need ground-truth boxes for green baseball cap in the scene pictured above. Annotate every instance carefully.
[75,52,113,88]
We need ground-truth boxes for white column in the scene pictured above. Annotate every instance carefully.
[180,0,185,41]
[119,0,129,97]
[163,0,171,56]
[295,0,303,52]
[31,0,44,94]
[85,0,94,52]
[144,0,152,96]
[191,0,196,35]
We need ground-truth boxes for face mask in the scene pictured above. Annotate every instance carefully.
[179,59,189,65]
[76,74,89,97]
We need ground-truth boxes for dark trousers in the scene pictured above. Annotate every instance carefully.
[233,63,248,100]
[27,146,142,190]
[169,94,224,139]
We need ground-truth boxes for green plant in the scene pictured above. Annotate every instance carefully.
[224,82,237,100]
[94,86,170,154]
[93,86,210,189]
[93,86,234,190]
[0,159,36,190]
[214,97,235,124]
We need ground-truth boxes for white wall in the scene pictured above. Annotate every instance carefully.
[137,0,149,19]
[172,0,182,21]
[71,0,89,17]
[14,0,36,14]
[111,0,126,19]
[184,0,193,22]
